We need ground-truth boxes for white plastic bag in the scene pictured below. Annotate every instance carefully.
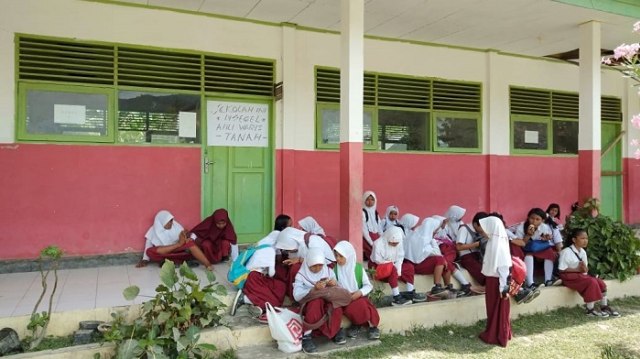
[265,302,303,353]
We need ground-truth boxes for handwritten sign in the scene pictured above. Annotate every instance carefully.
[207,100,268,147]
[54,104,86,125]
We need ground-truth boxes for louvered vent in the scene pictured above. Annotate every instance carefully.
[204,56,274,96]
[510,87,551,116]
[552,92,579,119]
[601,96,622,122]
[315,68,375,104]
[433,80,481,112]
[18,37,114,85]
[117,47,201,91]
[377,75,430,109]
[363,73,376,105]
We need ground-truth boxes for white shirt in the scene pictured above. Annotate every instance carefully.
[456,224,478,256]
[558,245,588,271]
[514,222,560,244]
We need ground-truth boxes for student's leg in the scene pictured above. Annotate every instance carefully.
[187,243,213,269]
[243,272,287,309]
[399,261,415,290]
[199,239,221,263]
[543,259,554,282]
[387,269,400,295]
[460,253,486,285]
[433,265,444,285]
[524,255,535,286]
[145,247,164,264]
[442,266,452,286]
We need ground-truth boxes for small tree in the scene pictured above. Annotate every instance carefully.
[27,245,63,350]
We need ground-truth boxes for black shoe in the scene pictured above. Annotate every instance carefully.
[431,284,445,295]
[458,284,472,297]
[524,288,541,304]
[333,328,347,345]
[368,326,380,340]
[529,282,541,290]
[409,290,427,303]
[392,295,412,306]
[302,335,317,353]
[346,325,361,338]
[514,288,530,304]
[230,290,244,316]
[186,260,200,268]
[221,256,230,263]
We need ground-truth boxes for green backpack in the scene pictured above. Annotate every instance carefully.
[333,263,364,289]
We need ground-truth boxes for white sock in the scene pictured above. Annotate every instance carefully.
[525,256,535,285]
[304,330,312,336]
[601,296,608,306]
[544,260,554,282]
[391,287,400,296]
[406,283,414,291]
[586,302,595,310]
[230,244,239,261]
[453,270,469,285]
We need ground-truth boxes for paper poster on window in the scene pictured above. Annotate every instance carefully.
[206,100,268,147]
[178,112,197,138]
[54,104,86,125]
[524,130,539,144]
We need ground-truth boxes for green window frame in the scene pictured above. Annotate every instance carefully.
[17,82,115,143]
[433,111,482,152]
[510,115,552,155]
[377,107,430,152]
[315,103,377,150]
[552,117,579,155]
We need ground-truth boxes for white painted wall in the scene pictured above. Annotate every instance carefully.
[0,0,633,157]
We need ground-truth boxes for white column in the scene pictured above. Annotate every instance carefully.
[279,23,298,216]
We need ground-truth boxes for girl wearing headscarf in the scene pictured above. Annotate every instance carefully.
[362,191,383,260]
[406,218,453,296]
[333,241,381,340]
[370,227,413,306]
[477,216,513,347]
[294,249,347,353]
[432,214,471,296]
[380,205,401,232]
[298,216,337,248]
[231,246,286,324]
[137,210,212,270]
[444,205,467,242]
[457,212,489,287]
[190,208,238,264]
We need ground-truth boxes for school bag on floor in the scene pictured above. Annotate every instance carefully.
[227,244,270,289]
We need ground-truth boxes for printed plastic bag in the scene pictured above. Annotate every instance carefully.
[265,302,303,353]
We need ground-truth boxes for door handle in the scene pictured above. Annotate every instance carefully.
[204,158,216,173]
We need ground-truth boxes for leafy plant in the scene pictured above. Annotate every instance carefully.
[366,268,386,307]
[565,199,640,281]
[27,245,63,350]
[104,260,227,358]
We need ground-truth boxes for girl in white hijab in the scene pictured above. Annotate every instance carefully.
[407,218,453,296]
[370,227,413,306]
[477,216,513,347]
[298,216,326,236]
[362,191,383,260]
[380,205,400,232]
[432,215,473,296]
[333,241,380,340]
[445,205,467,242]
[137,210,212,270]
[257,230,280,248]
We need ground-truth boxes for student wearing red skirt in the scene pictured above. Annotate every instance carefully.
[370,226,415,305]
[190,208,238,264]
[405,218,453,296]
[457,212,489,288]
[515,208,562,288]
[362,190,383,260]
[333,241,380,340]
[477,216,513,347]
[558,229,620,317]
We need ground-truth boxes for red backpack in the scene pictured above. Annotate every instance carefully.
[508,256,526,296]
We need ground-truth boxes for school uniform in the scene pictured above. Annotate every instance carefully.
[380,205,400,232]
[334,241,380,328]
[506,227,525,260]
[457,225,486,285]
[558,245,606,303]
[478,217,512,347]
[298,216,337,248]
[191,208,238,264]
[406,218,449,276]
[362,191,383,260]
[242,246,287,310]
[143,210,195,265]
[516,222,560,285]
[370,227,415,287]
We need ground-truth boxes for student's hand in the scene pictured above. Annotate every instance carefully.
[579,261,588,273]
[526,225,536,236]
[178,235,187,246]
[441,219,449,229]
[327,279,337,287]
[542,233,552,241]
[283,258,299,266]
[351,291,362,300]
[314,280,327,290]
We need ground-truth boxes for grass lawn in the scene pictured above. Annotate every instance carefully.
[330,296,640,359]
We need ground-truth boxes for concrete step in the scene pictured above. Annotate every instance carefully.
[235,335,380,359]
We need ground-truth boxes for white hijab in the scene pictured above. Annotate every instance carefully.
[293,248,333,301]
[257,230,280,247]
[275,227,335,263]
[142,210,184,261]
[405,218,440,264]
[334,241,358,292]
[245,246,276,277]
[298,216,326,236]
[445,205,466,241]
[399,213,419,237]
[371,226,404,264]
[362,191,381,233]
[382,205,399,231]
[479,217,512,277]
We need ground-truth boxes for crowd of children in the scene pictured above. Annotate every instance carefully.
[137,193,620,351]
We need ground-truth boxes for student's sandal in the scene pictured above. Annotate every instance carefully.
[600,305,620,317]
[585,308,609,317]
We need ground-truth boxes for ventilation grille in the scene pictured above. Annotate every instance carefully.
[433,80,481,112]
[117,47,201,91]
[601,96,622,122]
[18,37,114,85]
[377,75,430,109]
[510,87,551,116]
[204,56,274,96]
[315,68,375,104]
[552,92,579,119]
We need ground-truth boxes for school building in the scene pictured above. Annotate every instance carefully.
[1,0,639,261]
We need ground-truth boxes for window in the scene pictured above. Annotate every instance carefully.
[434,112,480,151]
[378,109,429,151]
[552,119,578,154]
[118,91,201,144]
[316,104,375,149]
[512,116,550,154]
[18,83,113,142]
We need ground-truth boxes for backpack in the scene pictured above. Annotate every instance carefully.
[362,208,379,223]
[333,263,364,289]
[508,256,526,297]
[461,224,487,256]
[227,244,271,289]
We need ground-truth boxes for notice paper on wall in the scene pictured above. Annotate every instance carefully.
[206,100,268,147]
[54,104,86,125]
[524,130,539,144]
[178,111,197,138]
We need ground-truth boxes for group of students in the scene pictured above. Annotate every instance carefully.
[137,193,620,351]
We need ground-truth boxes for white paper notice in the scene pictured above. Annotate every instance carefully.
[207,100,269,147]
[54,104,86,125]
[178,112,197,138]
[524,130,539,144]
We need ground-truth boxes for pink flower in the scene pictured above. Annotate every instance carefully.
[632,114,640,129]
[631,139,640,147]
[635,148,640,160]
[602,57,612,65]
[634,21,640,33]
[613,43,640,60]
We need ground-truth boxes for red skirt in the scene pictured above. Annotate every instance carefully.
[278,261,302,301]
[559,272,606,303]
[363,232,380,260]
[368,261,399,287]
[146,241,195,264]
[199,238,231,263]
[479,276,511,347]
[509,242,525,260]
[439,241,458,273]
[243,271,287,309]
[413,255,446,275]
[525,247,557,262]
[302,298,343,339]
[343,297,380,327]
[459,252,486,286]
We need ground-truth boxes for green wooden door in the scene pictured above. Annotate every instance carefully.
[203,98,273,244]
[600,122,622,221]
